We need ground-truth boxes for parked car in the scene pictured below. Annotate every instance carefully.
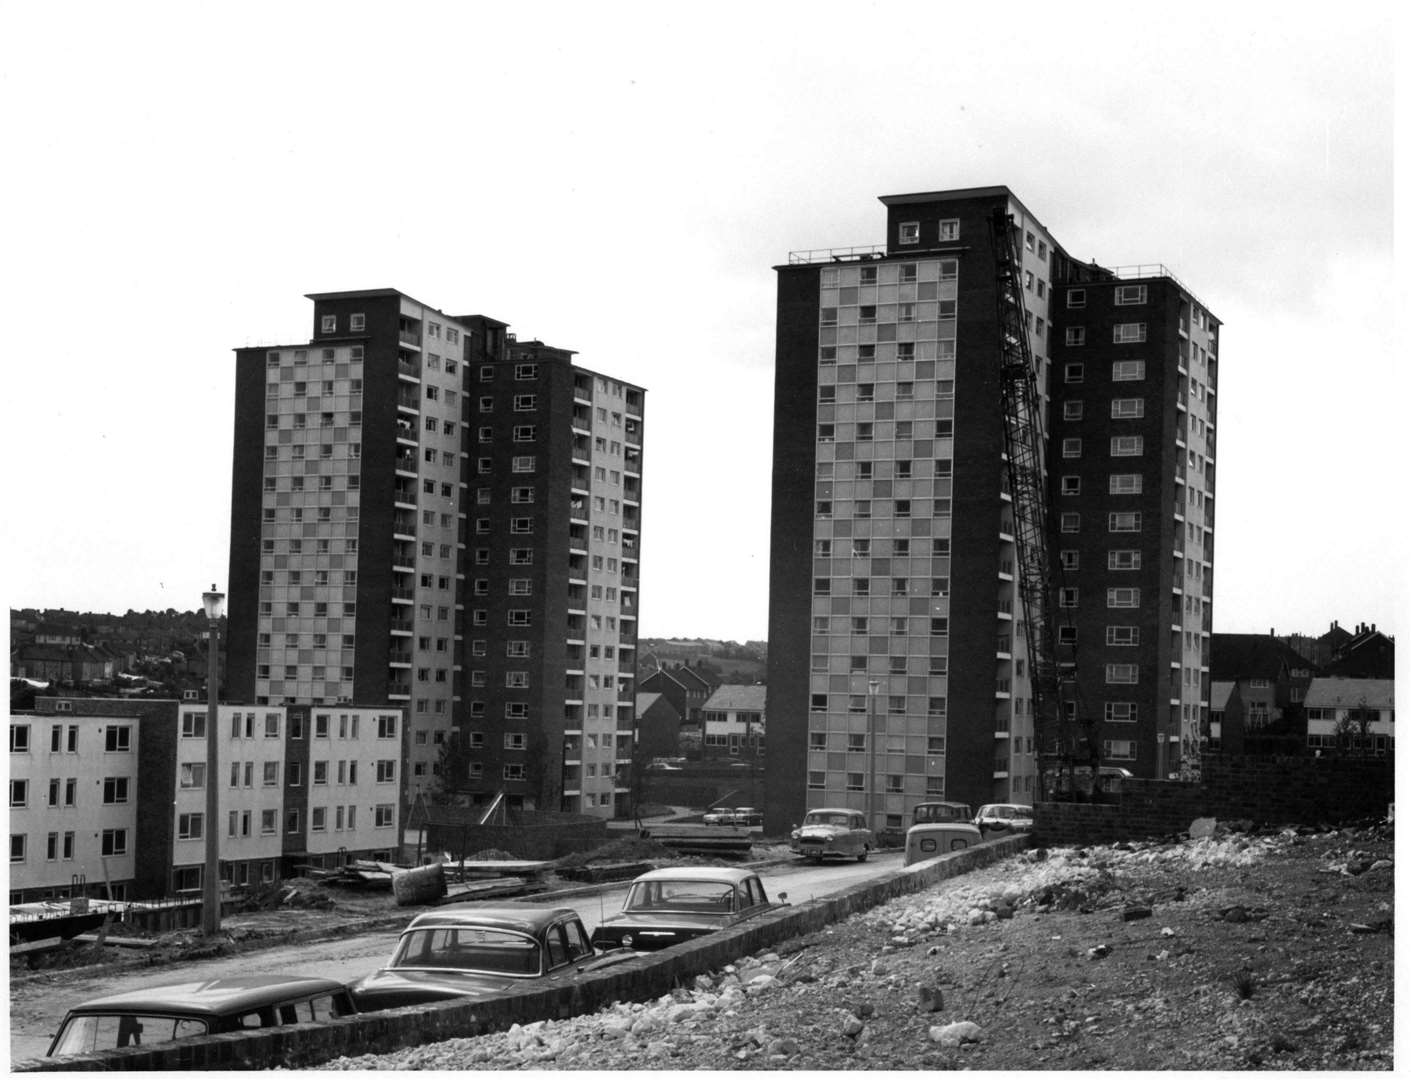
[789,807,875,862]
[702,806,736,825]
[350,904,636,1012]
[730,806,763,827]
[47,975,356,1058]
[910,800,973,824]
[590,866,781,951]
[904,800,982,866]
[974,803,1034,831]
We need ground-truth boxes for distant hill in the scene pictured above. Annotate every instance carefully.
[636,638,767,685]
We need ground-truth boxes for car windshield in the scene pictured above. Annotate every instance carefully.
[624,879,735,913]
[389,926,541,976]
[51,1013,210,1056]
[803,812,850,827]
[913,804,968,824]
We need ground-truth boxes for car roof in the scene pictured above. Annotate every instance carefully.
[979,803,1033,812]
[63,976,348,1017]
[631,866,758,884]
[804,807,859,815]
[403,903,580,935]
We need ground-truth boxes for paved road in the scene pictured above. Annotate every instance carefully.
[10,852,903,1061]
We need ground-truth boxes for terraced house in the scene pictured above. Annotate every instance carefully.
[766,186,1220,835]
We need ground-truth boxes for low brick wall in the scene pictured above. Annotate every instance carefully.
[16,835,1028,1072]
[1033,754,1395,847]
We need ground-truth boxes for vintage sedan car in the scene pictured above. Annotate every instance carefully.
[589,866,781,951]
[904,800,982,866]
[350,904,636,1012]
[701,806,737,825]
[789,807,875,862]
[47,975,355,1057]
[974,803,1034,831]
[729,806,763,827]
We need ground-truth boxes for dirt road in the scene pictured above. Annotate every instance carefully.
[10,852,903,1061]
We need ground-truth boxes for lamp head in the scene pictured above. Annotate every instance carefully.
[202,585,226,622]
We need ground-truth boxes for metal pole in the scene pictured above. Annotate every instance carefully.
[867,679,879,832]
[202,592,221,936]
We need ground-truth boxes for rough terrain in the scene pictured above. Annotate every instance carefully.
[323,823,1394,1071]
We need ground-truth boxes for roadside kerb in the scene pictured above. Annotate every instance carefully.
[14,834,1026,1072]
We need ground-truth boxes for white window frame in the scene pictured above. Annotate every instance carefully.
[899,221,920,245]
[1107,587,1141,608]
[1111,397,1145,419]
[1115,284,1148,306]
[1108,511,1141,532]
[1113,322,1147,344]
[1109,473,1143,495]
[1106,626,1140,647]
[1110,436,1144,457]
[1108,549,1141,571]
[1112,360,1146,381]
[938,218,959,241]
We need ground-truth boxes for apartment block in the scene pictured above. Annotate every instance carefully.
[765,186,1218,835]
[227,290,643,821]
[463,340,644,817]
[8,697,174,902]
[9,697,403,902]
[1049,260,1219,777]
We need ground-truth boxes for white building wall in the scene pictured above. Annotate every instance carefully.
[8,713,139,897]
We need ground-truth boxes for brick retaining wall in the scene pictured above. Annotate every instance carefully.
[15,835,1028,1071]
[1033,754,1394,847]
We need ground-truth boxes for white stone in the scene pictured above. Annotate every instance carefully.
[929,1020,984,1046]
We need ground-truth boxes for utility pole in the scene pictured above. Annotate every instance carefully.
[867,679,879,831]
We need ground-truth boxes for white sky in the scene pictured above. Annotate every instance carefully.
[1,2,1401,643]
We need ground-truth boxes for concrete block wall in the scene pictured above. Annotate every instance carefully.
[16,835,1028,1072]
[1032,754,1394,847]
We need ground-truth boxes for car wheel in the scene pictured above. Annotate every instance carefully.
[857,846,869,862]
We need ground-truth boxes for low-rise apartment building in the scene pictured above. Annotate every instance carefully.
[10,697,403,902]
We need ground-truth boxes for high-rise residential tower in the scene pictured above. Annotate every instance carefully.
[227,290,643,820]
[765,187,1218,835]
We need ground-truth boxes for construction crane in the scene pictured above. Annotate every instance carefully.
[988,207,1099,798]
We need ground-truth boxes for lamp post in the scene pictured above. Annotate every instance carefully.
[201,584,225,936]
[867,679,879,832]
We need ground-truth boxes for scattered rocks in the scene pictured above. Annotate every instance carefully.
[317,823,1392,1072]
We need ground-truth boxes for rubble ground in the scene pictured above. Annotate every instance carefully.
[323,822,1394,1071]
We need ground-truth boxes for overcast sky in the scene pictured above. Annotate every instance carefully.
[2,2,1399,644]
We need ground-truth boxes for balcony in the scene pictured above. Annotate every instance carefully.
[389,616,413,634]
[387,682,412,699]
[388,650,412,666]
[392,513,417,538]
[397,352,421,380]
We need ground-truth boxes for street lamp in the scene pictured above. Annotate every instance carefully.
[867,679,880,832]
[201,584,225,936]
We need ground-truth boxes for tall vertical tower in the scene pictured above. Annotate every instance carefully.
[765,187,1218,835]
[460,337,645,817]
[228,290,644,820]
[1048,263,1219,780]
